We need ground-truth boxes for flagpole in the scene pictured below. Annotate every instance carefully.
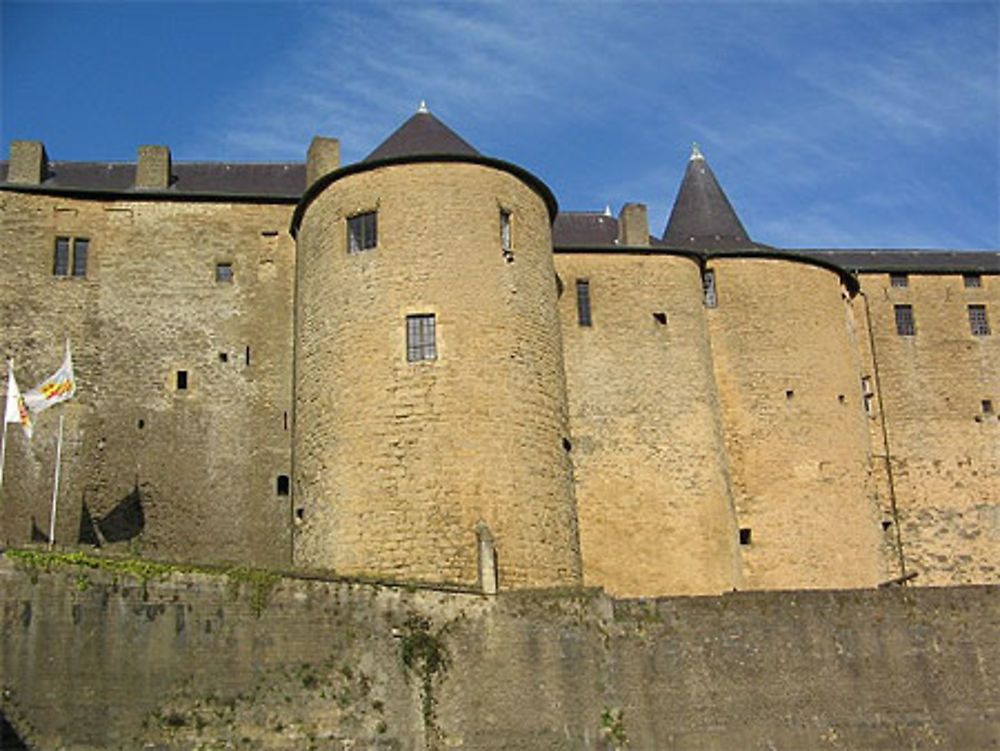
[49,412,65,549]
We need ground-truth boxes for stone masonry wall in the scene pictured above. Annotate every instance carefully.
[554,251,742,597]
[1,555,997,750]
[706,258,885,589]
[858,272,1000,585]
[294,162,580,589]
[0,192,295,565]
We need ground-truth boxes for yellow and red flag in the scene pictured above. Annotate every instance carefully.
[4,363,33,439]
[23,342,76,420]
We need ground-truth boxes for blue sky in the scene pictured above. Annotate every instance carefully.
[2,0,998,249]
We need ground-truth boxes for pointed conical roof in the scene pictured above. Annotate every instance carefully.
[662,145,752,250]
[364,103,480,162]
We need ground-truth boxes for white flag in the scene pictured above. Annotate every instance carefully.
[4,362,33,439]
[23,341,76,416]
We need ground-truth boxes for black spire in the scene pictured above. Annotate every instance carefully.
[364,102,480,162]
[662,145,752,250]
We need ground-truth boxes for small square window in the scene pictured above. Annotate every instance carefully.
[889,273,908,288]
[963,273,982,288]
[53,237,70,276]
[216,263,233,283]
[968,305,991,336]
[982,399,993,415]
[894,304,915,336]
[739,528,752,545]
[406,314,436,362]
[347,211,377,252]
[702,269,717,308]
[576,280,592,326]
[72,238,89,277]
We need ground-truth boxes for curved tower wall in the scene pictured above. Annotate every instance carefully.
[706,257,885,588]
[294,161,581,588]
[555,251,742,596]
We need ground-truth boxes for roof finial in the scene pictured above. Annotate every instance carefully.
[604,204,613,217]
[690,142,704,161]
[418,100,428,114]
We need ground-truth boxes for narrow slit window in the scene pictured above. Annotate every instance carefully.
[576,279,592,326]
[72,238,89,277]
[347,211,377,252]
[889,273,908,288]
[963,273,982,288]
[176,370,188,390]
[53,237,70,276]
[968,304,991,336]
[894,304,915,336]
[406,314,437,362]
[276,475,290,496]
[702,269,717,308]
[500,209,512,251]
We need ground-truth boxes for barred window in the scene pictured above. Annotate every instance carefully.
[963,273,982,288]
[406,314,436,362]
[576,279,592,326]
[53,236,89,277]
[889,273,908,288]
[702,269,717,308]
[968,304,991,336]
[347,211,377,252]
[53,237,70,276]
[72,238,89,277]
[894,304,915,336]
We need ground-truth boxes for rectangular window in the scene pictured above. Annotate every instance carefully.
[889,273,908,288]
[53,237,70,276]
[702,269,717,308]
[963,273,982,288]
[406,314,437,362]
[968,304,991,336]
[347,211,377,252]
[216,263,233,283]
[176,370,188,390]
[894,304,915,336]
[576,279,592,326]
[72,238,89,277]
[500,209,512,251]
[982,399,993,415]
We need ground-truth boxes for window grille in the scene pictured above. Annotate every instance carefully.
[894,304,915,336]
[53,237,70,276]
[72,238,89,277]
[347,211,377,252]
[968,305,991,336]
[406,314,437,362]
[889,273,908,288]
[576,280,592,326]
[963,273,982,288]
[702,269,717,308]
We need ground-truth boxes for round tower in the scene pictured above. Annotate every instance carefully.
[291,106,581,589]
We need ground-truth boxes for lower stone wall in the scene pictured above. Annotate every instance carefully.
[1,554,997,750]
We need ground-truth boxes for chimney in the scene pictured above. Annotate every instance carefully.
[617,203,650,246]
[135,145,171,190]
[7,141,48,184]
[307,136,340,186]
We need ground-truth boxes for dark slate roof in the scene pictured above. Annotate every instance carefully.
[553,212,619,246]
[364,107,479,162]
[662,146,754,251]
[795,249,1000,274]
[0,160,305,199]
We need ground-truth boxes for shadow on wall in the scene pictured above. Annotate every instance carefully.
[77,485,146,546]
[0,710,30,750]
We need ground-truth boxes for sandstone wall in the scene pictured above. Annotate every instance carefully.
[706,257,885,589]
[858,272,1000,585]
[1,556,997,750]
[294,162,579,588]
[554,251,741,597]
[0,192,295,565]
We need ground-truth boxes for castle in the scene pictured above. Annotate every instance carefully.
[1,105,998,598]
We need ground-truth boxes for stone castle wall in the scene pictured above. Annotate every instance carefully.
[294,162,580,588]
[0,191,295,566]
[2,558,997,750]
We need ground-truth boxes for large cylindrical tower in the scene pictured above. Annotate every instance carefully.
[291,109,581,589]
